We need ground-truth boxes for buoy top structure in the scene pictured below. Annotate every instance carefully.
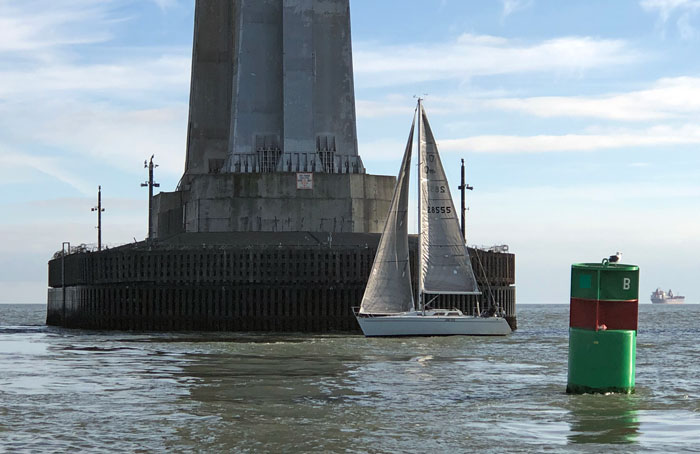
[568,259,640,394]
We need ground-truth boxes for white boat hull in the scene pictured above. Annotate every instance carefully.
[356,313,512,337]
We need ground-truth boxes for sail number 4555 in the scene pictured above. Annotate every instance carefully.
[428,206,452,214]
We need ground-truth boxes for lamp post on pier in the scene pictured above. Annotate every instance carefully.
[141,155,160,240]
[458,158,473,242]
[91,186,105,251]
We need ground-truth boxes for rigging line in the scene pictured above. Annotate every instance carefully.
[474,248,498,311]
[424,294,440,309]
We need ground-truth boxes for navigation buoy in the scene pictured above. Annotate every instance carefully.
[567,260,639,394]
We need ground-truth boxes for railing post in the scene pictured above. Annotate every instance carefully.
[61,242,71,324]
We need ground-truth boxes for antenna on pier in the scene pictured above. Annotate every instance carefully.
[91,186,105,251]
[141,155,160,240]
[458,159,474,243]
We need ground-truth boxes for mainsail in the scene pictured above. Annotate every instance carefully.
[359,114,417,314]
[418,105,480,295]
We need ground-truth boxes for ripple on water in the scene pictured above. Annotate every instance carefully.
[1,304,700,453]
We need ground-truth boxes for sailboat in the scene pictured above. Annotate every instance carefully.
[354,100,512,337]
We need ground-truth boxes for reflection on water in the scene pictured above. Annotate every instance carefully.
[1,304,700,453]
[567,395,639,444]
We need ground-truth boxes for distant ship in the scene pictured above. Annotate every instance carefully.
[650,288,685,304]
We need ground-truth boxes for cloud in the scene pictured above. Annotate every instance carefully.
[502,0,533,17]
[150,0,178,10]
[640,0,700,37]
[677,11,699,38]
[439,124,700,153]
[354,34,638,87]
[0,150,93,195]
[0,55,190,99]
[0,0,191,192]
[0,0,121,56]
[357,77,700,162]
[0,0,190,111]
[0,100,188,178]
[485,77,700,121]
[356,91,496,119]
[641,0,700,22]
[358,77,700,123]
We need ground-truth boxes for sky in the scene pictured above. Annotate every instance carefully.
[1,0,699,304]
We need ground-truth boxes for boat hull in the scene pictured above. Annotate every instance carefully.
[356,314,512,337]
[651,297,685,305]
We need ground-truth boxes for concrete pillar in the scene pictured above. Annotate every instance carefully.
[229,0,284,160]
[183,0,361,175]
[283,0,316,155]
[184,0,236,176]
[312,0,359,160]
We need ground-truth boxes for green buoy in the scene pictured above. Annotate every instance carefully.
[567,260,639,394]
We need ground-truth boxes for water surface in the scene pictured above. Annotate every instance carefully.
[1,304,698,453]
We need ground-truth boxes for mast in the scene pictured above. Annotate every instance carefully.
[417,98,424,313]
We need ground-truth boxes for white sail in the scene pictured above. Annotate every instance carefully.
[418,105,480,295]
[359,115,416,314]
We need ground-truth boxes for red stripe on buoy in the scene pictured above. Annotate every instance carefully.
[570,298,638,331]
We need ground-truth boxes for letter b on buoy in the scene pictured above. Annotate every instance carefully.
[623,278,631,290]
